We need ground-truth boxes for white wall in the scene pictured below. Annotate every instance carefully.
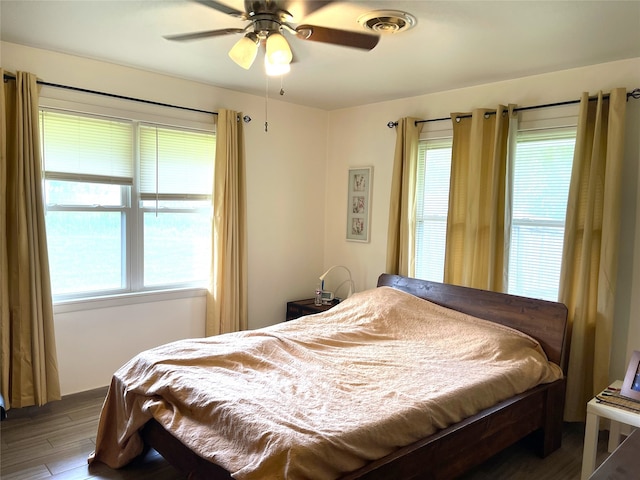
[2,41,329,394]
[55,296,206,394]
[325,58,640,381]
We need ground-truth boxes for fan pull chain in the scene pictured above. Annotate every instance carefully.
[264,75,269,132]
[264,75,285,131]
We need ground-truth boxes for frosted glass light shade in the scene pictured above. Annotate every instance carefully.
[265,32,292,66]
[228,33,259,69]
[264,56,291,76]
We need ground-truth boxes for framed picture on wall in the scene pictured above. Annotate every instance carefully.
[346,166,372,242]
[621,350,640,401]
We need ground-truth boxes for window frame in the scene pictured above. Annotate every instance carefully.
[40,107,216,306]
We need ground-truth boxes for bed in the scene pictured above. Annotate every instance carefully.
[89,274,568,479]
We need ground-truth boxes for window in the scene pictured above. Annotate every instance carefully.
[507,128,575,300]
[415,138,452,282]
[40,109,215,301]
[415,127,575,301]
[139,125,214,287]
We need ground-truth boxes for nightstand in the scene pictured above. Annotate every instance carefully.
[285,298,339,321]
[589,428,640,479]
[581,380,640,479]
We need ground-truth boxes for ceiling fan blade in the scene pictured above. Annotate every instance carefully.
[295,24,379,50]
[193,0,246,18]
[164,28,245,42]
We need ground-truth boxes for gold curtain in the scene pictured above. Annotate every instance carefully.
[206,109,248,336]
[386,117,420,276]
[1,70,60,409]
[443,106,513,291]
[560,88,627,421]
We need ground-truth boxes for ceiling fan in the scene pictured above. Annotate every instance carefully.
[164,0,380,75]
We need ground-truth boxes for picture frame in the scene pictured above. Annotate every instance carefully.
[621,350,640,401]
[346,166,373,242]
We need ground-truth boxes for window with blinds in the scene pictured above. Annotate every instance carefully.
[139,125,214,201]
[507,128,575,300]
[415,138,452,282]
[138,125,215,287]
[414,126,575,301]
[40,109,215,300]
[41,110,134,184]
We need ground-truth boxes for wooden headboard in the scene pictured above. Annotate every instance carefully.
[377,274,569,373]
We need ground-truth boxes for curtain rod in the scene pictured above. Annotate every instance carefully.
[386,88,640,128]
[3,73,252,123]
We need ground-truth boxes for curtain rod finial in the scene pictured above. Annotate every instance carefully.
[387,121,398,128]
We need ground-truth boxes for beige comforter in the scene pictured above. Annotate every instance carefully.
[89,286,562,479]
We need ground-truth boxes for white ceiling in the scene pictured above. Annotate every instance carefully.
[2,0,639,110]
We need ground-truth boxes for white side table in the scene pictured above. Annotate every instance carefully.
[580,380,640,480]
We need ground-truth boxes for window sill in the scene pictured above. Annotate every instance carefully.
[53,287,208,314]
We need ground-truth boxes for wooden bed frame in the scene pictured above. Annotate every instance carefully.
[140,274,569,479]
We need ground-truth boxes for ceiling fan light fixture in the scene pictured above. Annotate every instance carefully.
[228,32,260,69]
[358,10,417,34]
[265,31,293,66]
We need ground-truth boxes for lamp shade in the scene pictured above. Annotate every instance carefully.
[228,33,259,69]
[265,32,293,66]
[319,265,354,299]
[264,56,291,76]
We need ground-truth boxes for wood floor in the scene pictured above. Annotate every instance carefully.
[1,387,610,480]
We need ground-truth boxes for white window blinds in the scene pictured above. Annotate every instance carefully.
[40,110,133,184]
[415,138,452,282]
[507,128,575,300]
[139,125,215,200]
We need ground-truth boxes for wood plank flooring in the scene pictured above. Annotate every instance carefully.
[1,387,610,479]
